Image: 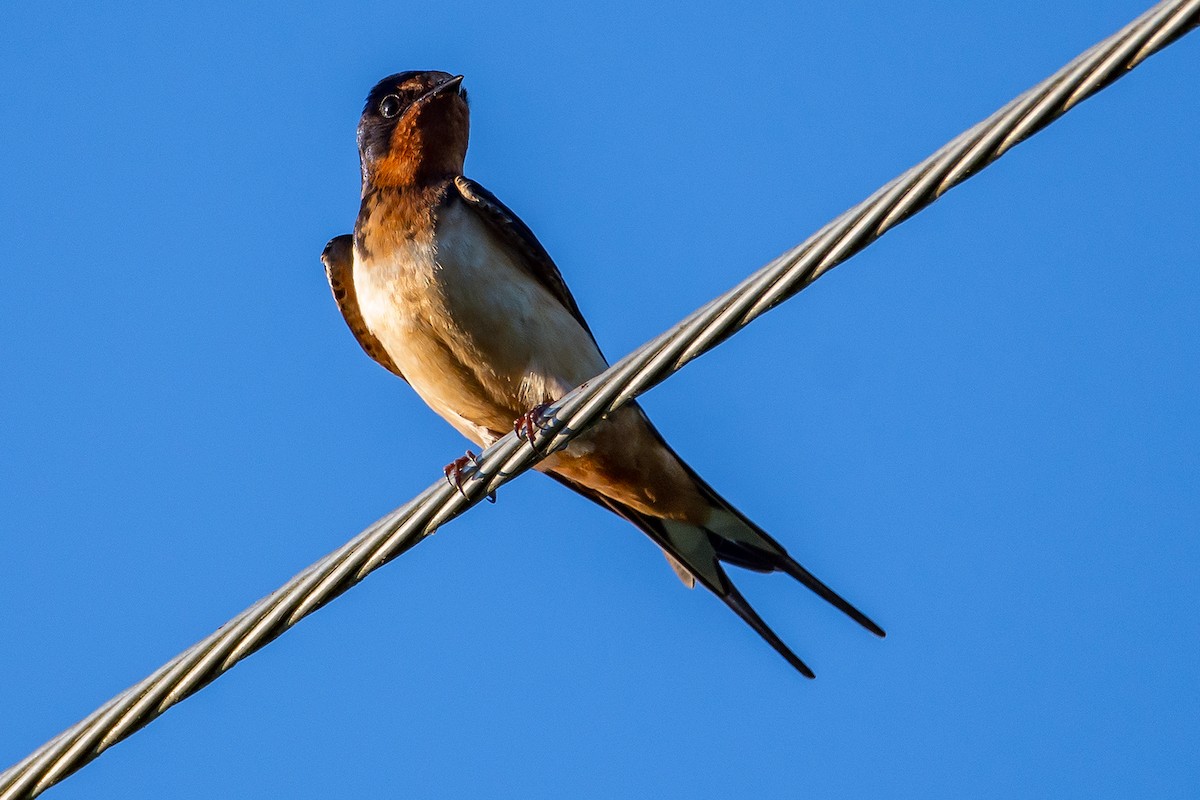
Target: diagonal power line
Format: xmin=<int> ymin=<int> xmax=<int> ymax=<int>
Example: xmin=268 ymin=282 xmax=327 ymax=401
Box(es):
xmin=3 ymin=1 xmax=1197 ymax=797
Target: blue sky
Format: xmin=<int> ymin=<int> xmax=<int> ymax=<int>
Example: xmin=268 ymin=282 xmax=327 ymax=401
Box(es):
xmin=2 ymin=2 xmax=1197 ymax=798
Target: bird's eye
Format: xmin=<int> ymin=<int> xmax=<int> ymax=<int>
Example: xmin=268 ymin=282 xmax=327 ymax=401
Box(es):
xmin=379 ymin=94 xmax=402 ymax=119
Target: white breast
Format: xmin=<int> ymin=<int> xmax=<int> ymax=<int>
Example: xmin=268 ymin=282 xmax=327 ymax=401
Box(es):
xmin=353 ymin=200 xmax=608 ymax=446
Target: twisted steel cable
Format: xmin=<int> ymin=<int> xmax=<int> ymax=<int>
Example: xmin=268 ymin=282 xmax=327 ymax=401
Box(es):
xmin=3 ymin=2 xmax=1197 ymax=797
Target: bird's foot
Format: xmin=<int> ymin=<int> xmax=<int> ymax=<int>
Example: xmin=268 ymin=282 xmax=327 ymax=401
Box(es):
xmin=514 ymin=402 xmax=553 ymax=449
xmin=443 ymin=450 xmax=496 ymax=503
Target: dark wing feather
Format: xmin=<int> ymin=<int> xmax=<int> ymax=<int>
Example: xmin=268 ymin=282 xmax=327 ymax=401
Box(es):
xmin=321 ymin=234 xmax=406 ymax=381
xmin=548 ymin=404 xmax=885 ymax=677
xmin=637 ymin=413 xmax=887 ymax=639
xmin=543 ymin=469 xmax=696 ymax=588
xmin=452 ymin=176 xmax=600 ymax=348
xmin=544 ymin=468 xmax=818 ymax=678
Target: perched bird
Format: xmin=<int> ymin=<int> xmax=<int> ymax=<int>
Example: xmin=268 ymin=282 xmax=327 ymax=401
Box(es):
xmin=323 ymin=70 xmax=884 ymax=677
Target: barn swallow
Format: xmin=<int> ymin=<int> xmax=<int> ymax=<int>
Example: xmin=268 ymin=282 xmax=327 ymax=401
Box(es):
xmin=322 ymin=70 xmax=884 ymax=677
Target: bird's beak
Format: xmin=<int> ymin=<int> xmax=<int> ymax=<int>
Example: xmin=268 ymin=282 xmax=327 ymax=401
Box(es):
xmin=414 ymin=74 xmax=465 ymax=108
xmin=399 ymin=75 xmax=466 ymax=127
xmin=438 ymin=74 xmax=465 ymax=96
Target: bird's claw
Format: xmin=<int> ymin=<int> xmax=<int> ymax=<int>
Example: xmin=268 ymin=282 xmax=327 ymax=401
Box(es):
xmin=443 ymin=450 xmax=496 ymax=503
xmin=514 ymin=402 xmax=553 ymax=449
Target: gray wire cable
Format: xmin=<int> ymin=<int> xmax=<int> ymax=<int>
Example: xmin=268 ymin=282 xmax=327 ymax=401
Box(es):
xmin=3 ymin=2 xmax=1197 ymax=797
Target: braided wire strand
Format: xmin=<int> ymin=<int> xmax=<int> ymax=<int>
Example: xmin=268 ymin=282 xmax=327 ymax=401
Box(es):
xmin=3 ymin=2 xmax=1197 ymax=797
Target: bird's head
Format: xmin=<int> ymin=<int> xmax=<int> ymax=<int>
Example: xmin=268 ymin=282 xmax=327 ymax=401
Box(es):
xmin=357 ymin=71 xmax=470 ymax=191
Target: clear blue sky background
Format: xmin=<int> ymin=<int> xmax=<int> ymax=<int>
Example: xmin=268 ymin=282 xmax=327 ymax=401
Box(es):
xmin=2 ymin=2 xmax=1197 ymax=798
